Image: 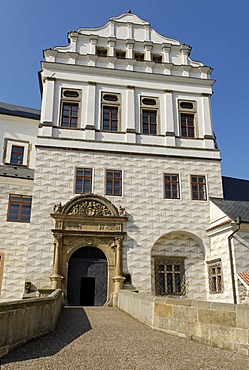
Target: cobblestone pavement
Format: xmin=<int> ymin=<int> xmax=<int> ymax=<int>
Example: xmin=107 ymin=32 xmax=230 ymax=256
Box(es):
xmin=1 ymin=307 xmax=249 ymax=370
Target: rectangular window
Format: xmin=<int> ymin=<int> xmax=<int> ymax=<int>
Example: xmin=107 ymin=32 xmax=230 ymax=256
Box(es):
xmin=164 ymin=174 xmax=180 ymax=199
xmin=7 ymin=194 xmax=32 ymax=222
xmin=135 ymin=53 xmax=144 ymax=61
xmin=191 ymin=175 xmax=207 ymax=200
xmin=106 ymin=170 xmax=122 ymax=196
xmin=0 ymin=252 xmax=4 ymax=294
xmin=10 ymin=145 xmax=24 ymax=165
xmin=60 ymin=89 xmax=81 ymax=128
xmin=155 ymin=257 xmax=185 ymax=296
xmin=116 ymin=50 xmax=126 ymax=59
xmin=207 ymin=259 xmax=223 ymax=294
xmin=61 ymin=102 xmax=79 ymax=128
xmin=152 ymin=54 xmax=162 ymax=63
xmin=178 ymin=100 xmax=197 ymax=138
xmin=75 ymin=168 xmax=92 ymax=194
xmin=102 ymin=93 xmax=121 ymax=132
xmin=97 ymin=48 xmax=107 ymax=57
xmin=141 ymin=97 xmax=159 ymax=135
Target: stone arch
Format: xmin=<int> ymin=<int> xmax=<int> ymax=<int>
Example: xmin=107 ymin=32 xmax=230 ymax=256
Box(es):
xmin=50 ymin=194 xmax=127 ymax=306
xmin=151 ymin=230 xmax=207 ymax=300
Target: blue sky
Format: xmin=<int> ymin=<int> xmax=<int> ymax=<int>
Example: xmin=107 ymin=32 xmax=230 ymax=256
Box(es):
xmin=1 ymin=0 xmax=248 ymax=180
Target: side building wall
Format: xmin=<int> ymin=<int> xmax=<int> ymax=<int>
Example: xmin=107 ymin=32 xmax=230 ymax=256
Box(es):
xmin=0 ymin=177 xmax=33 ymax=301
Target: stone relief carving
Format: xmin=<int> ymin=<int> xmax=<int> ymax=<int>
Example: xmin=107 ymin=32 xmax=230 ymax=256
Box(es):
xmin=99 ymin=224 xmax=122 ymax=231
xmin=53 ymin=203 xmax=63 ymax=213
xmin=68 ymin=201 xmax=112 ymax=216
xmin=118 ymin=205 xmax=126 ymax=216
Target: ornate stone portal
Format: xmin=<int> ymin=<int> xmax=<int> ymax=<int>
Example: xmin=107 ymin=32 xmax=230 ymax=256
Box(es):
xmin=50 ymin=194 xmax=127 ymax=306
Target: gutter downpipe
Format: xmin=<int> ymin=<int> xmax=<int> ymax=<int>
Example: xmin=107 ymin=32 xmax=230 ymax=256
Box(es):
xmin=228 ymin=216 xmax=241 ymax=304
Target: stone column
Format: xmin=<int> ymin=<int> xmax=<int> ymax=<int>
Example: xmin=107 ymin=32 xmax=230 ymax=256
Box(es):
xmin=50 ymin=234 xmax=64 ymax=289
xmin=113 ymin=237 xmax=125 ymax=304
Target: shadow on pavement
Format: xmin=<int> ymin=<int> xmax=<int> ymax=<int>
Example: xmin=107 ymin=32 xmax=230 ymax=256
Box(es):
xmin=1 ymin=307 xmax=92 ymax=365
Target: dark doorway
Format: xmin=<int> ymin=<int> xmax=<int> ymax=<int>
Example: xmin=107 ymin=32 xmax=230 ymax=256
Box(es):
xmin=67 ymin=247 xmax=107 ymax=306
xmin=80 ymin=277 xmax=95 ymax=305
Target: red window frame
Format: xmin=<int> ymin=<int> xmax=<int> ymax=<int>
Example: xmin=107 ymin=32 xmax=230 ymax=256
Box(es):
xmin=7 ymin=194 xmax=32 ymax=222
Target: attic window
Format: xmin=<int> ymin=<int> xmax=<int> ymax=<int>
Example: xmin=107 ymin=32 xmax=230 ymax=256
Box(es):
xmin=142 ymin=98 xmax=157 ymax=106
xmin=64 ymin=90 xmax=79 ymax=98
xmin=135 ymin=53 xmax=144 ymax=61
xmin=116 ymin=50 xmax=126 ymax=59
xmin=152 ymin=54 xmax=162 ymax=64
xmin=179 ymin=102 xmax=194 ymax=110
xmin=97 ymin=48 xmax=107 ymax=57
xmin=103 ymin=94 xmax=119 ymax=102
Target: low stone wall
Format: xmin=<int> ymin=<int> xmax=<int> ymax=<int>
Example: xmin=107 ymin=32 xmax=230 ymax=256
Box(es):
xmin=0 ymin=289 xmax=62 ymax=358
xmin=118 ymin=290 xmax=249 ymax=355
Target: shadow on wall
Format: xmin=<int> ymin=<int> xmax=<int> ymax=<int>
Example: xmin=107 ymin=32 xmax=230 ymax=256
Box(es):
xmin=1 ymin=307 xmax=92 ymax=365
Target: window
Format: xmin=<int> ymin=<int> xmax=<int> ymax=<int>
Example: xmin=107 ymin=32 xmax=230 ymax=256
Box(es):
xmin=141 ymin=97 xmax=159 ymax=135
xmin=75 ymin=168 xmax=92 ymax=194
xmin=7 ymin=194 xmax=32 ymax=222
xmin=135 ymin=52 xmax=144 ymax=61
xmin=4 ymin=140 xmax=30 ymax=166
xmin=164 ymin=174 xmax=180 ymax=199
xmin=60 ymin=89 xmax=81 ymax=128
xmin=178 ymin=100 xmax=197 ymax=138
xmin=10 ymin=145 xmax=24 ymax=165
xmin=207 ymin=259 xmax=223 ymax=294
xmin=106 ymin=170 xmax=122 ymax=196
xmin=97 ymin=48 xmax=107 ymax=57
xmin=191 ymin=175 xmax=207 ymax=200
xmin=102 ymin=93 xmax=121 ymax=132
xmin=116 ymin=50 xmax=126 ymax=59
xmin=0 ymin=252 xmax=4 ymax=294
xmin=152 ymin=54 xmax=162 ymax=63
xmin=154 ymin=257 xmax=185 ymax=296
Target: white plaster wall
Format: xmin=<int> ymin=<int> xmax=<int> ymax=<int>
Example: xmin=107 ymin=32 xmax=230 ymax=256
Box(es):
xmin=0 ymin=114 xmax=38 ymax=168
xmin=26 ymin=147 xmax=223 ymax=291
xmin=0 ymin=178 xmax=33 ymax=301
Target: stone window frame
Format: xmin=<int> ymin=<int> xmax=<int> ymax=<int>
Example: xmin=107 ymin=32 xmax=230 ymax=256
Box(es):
xmin=163 ymin=173 xmax=180 ymax=199
xmin=140 ymin=96 xmax=160 ymax=136
xmin=101 ymin=92 xmax=121 ymax=132
xmin=60 ymin=88 xmax=82 ymax=128
xmin=7 ymin=194 xmax=32 ymax=223
xmin=3 ymin=139 xmax=30 ymax=167
xmin=74 ymin=167 xmax=93 ymax=194
xmin=178 ymin=100 xmax=197 ymax=138
xmin=207 ymin=258 xmax=224 ymax=294
xmin=190 ymin=175 xmax=207 ymax=201
xmin=105 ymin=169 xmax=122 ymax=197
xmin=0 ymin=252 xmax=4 ymax=295
xmin=154 ymin=256 xmax=186 ymax=296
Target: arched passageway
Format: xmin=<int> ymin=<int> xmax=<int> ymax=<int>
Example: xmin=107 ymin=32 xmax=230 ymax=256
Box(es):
xmin=67 ymin=247 xmax=107 ymax=306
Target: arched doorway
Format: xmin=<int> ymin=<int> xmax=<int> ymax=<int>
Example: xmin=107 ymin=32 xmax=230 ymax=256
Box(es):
xmin=50 ymin=194 xmax=127 ymax=306
xmin=67 ymin=247 xmax=108 ymax=306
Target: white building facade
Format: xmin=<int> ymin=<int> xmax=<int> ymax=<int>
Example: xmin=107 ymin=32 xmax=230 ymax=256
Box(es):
xmin=0 ymin=12 xmax=248 ymax=305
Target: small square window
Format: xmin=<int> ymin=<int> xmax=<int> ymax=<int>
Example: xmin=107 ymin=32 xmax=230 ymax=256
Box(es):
xmin=106 ymin=170 xmax=122 ymax=196
xmin=7 ymin=194 xmax=32 ymax=223
xmin=97 ymin=48 xmax=107 ymax=57
xmin=152 ymin=54 xmax=162 ymax=63
xmin=116 ymin=50 xmax=126 ymax=59
xmin=135 ymin=53 xmax=144 ymax=61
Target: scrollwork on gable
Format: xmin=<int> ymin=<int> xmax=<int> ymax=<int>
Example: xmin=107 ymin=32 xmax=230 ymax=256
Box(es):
xmin=68 ymin=200 xmax=112 ymax=216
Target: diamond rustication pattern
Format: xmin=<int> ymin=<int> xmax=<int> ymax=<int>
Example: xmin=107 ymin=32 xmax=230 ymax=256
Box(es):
xmin=25 ymin=147 xmax=223 ymax=292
